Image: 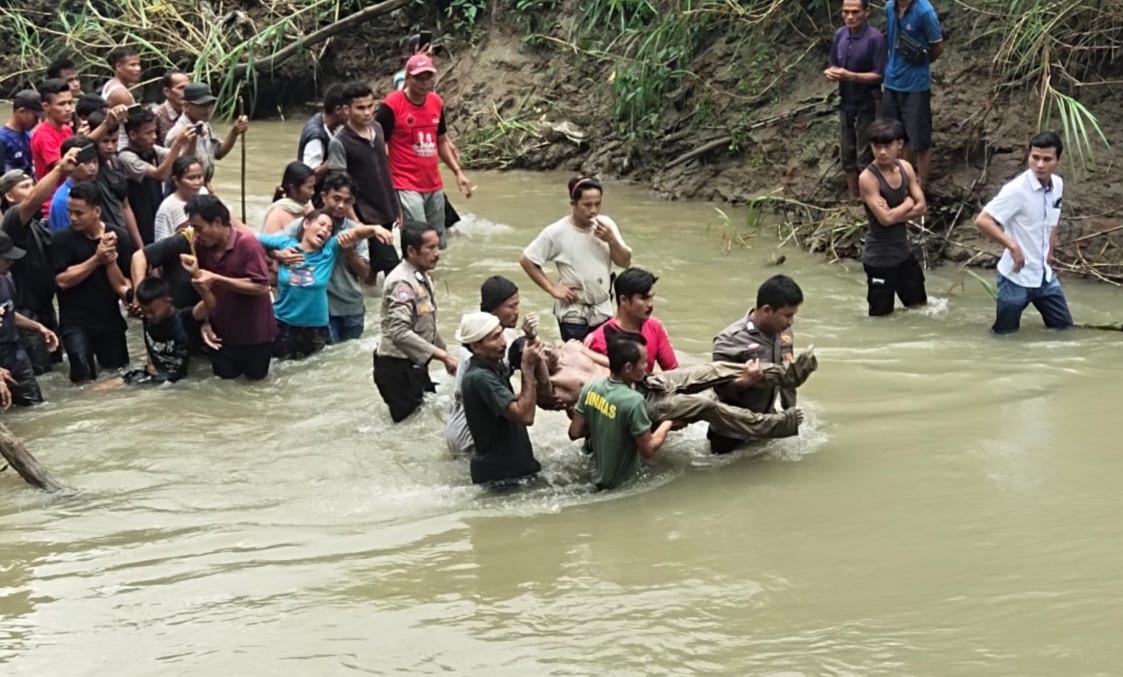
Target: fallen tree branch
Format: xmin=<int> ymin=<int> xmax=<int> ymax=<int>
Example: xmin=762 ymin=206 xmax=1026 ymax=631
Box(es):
xmin=0 ymin=423 xmax=66 ymax=492
xmin=229 ymin=0 xmax=411 ymax=78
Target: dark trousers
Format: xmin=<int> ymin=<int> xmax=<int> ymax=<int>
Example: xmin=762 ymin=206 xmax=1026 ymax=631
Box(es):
xmin=272 ymin=321 xmax=329 ymax=360
xmin=840 ymin=107 xmax=875 ymax=172
xmin=211 ymin=341 xmax=272 ymax=380
xmin=60 ymin=325 xmax=129 ymax=383
xmin=368 ymin=237 xmax=400 ymax=278
xmin=0 ymin=342 xmax=43 ymax=406
xmin=993 ymin=273 xmax=1073 ymax=335
xmin=558 ymin=320 xmax=606 ymax=343
xmin=18 ymin=306 xmax=61 ymax=375
xmin=373 ymin=353 xmax=435 ymax=423
xmin=864 ymin=254 xmax=928 ymax=317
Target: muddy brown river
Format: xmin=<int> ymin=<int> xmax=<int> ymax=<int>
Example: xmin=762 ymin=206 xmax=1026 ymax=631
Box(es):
xmin=3 ymin=121 xmax=1123 ymax=675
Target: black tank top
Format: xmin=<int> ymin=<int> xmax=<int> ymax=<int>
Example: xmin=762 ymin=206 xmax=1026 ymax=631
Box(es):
xmin=862 ymin=161 xmax=912 ymax=267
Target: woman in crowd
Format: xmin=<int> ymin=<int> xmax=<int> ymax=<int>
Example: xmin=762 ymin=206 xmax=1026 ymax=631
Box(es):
xmin=261 ymin=161 xmax=315 ymax=234
xmin=153 ymin=156 xmax=205 ymax=241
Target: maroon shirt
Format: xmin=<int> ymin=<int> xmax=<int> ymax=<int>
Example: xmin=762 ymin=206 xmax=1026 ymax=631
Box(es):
xmin=198 ymin=228 xmax=276 ymax=346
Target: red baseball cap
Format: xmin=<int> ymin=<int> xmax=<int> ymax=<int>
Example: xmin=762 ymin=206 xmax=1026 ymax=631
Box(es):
xmin=406 ymin=54 xmax=437 ymax=76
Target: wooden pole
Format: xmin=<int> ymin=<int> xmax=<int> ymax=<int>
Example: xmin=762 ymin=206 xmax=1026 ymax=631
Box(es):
xmin=238 ymin=95 xmax=247 ymax=224
xmin=0 ymin=423 xmax=66 ymax=492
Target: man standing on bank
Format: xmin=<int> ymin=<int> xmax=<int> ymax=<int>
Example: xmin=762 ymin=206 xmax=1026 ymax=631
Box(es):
xmin=825 ymin=0 xmax=886 ymax=199
xmin=859 ymin=118 xmax=928 ymax=316
xmin=974 ymin=132 xmax=1072 ymax=335
xmin=521 ymin=177 xmax=632 ymax=343
xmin=457 ymin=311 xmax=543 ymax=487
xmin=376 ymin=54 xmax=471 ymax=249
xmin=374 ymin=222 xmax=457 ymax=422
xmin=882 ymin=0 xmax=944 ymax=187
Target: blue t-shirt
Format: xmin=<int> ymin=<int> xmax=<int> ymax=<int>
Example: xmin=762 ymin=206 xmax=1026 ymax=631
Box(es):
xmin=884 ymin=0 xmax=942 ymax=93
xmin=47 ymin=179 xmax=74 ymax=232
xmin=0 ymin=126 xmax=33 ymax=174
xmin=257 ymin=233 xmax=341 ymax=327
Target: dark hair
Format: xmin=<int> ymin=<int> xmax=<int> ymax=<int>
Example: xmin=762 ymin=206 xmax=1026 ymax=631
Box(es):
xmin=160 ymin=70 xmax=186 ymax=90
xmin=480 ymin=276 xmax=519 ymax=312
xmin=61 ymin=134 xmax=94 ymax=157
xmin=184 ymin=193 xmax=231 ymax=226
xmin=866 ymin=117 xmax=907 ymax=145
xmin=323 ymin=83 xmax=346 ymax=116
xmin=614 ymin=267 xmax=657 ymax=305
xmin=400 ymin=221 xmax=436 ymax=257
xmin=606 ymin=329 xmax=647 ymax=374
xmin=274 ymin=161 xmax=316 ymax=202
xmin=136 ymin=276 xmax=171 ymax=304
xmin=321 ymin=172 xmax=355 ymax=195
xmin=1029 ymin=131 xmax=1063 ymax=159
xmin=86 ymin=110 xmax=109 ymax=134
xmin=756 ymin=274 xmax=804 ymax=310
xmin=172 ymin=155 xmax=201 ymax=181
xmin=68 ymin=180 xmax=102 ymax=208
xmin=340 ymin=81 xmax=374 ymax=106
xmin=46 ymin=57 xmax=77 ymax=80
xmin=567 ymin=176 xmax=603 ymax=201
xmin=39 ymin=79 xmax=71 ymax=103
xmin=107 ymin=45 xmax=139 ymax=69
xmin=302 ymin=208 xmax=332 ymax=227
xmin=75 ymin=93 xmax=107 ymax=119
xmin=125 ymin=107 xmax=155 ymax=133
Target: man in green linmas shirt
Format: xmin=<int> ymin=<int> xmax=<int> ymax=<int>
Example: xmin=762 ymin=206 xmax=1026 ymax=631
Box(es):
xmin=567 ymin=330 xmax=677 ymax=490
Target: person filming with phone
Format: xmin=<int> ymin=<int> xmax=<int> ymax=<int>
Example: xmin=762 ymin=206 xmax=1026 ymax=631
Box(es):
xmin=165 ymin=82 xmax=248 ymax=192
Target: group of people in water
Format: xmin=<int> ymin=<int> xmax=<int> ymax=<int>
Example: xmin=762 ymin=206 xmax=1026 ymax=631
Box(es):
xmin=0 ymin=18 xmax=1085 ymax=490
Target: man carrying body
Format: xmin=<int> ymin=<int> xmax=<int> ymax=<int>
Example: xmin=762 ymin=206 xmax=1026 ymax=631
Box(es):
xmin=709 ymin=274 xmax=812 ymax=454
xmin=457 ymin=311 xmax=544 ymax=487
xmin=882 ymin=0 xmax=944 ymax=187
xmin=859 ymin=118 xmax=928 ymax=316
xmin=100 ymin=45 xmax=143 ymax=150
xmin=165 ymin=82 xmax=248 ymax=189
xmin=447 ymin=276 xmax=537 ymax=457
xmin=0 ymin=149 xmax=79 ymax=373
xmin=974 ymin=132 xmax=1072 ymax=335
xmin=568 ymin=332 xmax=676 ymax=491
xmin=374 ymin=222 xmax=456 ymax=422
xmin=1 ymin=91 xmax=42 ymax=175
xmin=50 ymin=181 xmax=135 ymax=383
xmin=513 ymin=335 xmax=812 ymax=440
xmin=0 ymin=231 xmax=59 ymax=405
xmin=153 ymin=71 xmax=191 ymax=145
xmin=327 ymin=82 xmax=398 ymax=282
xmin=583 ymin=267 xmax=677 ymax=373
xmin=521 ymin=177 xmax=632 ymax=342
xmin=119 ymin=108 xmax=194 ymax=246
xmin=825 ymin=0 xmax=886 ymax=199
xmin=185 ymin=194 xmax=275 ymax=380
xmin=376 ymin=54 xmax=472 ymax=249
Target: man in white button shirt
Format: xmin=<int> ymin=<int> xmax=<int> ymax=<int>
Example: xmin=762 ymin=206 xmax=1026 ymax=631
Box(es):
xmin=975 ymin=132 xmax=1073 ymax=334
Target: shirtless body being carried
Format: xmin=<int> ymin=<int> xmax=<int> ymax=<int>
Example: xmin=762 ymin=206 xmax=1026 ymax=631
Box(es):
xmin=512 ymin=337 xmax=816 ymax=439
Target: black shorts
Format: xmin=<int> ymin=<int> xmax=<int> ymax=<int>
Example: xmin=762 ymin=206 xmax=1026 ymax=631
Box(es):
xmin=368 ymin=237 xmax=400 ymax=278
xmin=881 ymin=89 xmax=932 ymax=152
xmin=60 ymin=325 xmax=129 ymax=384
xmin=864 ymin=254 xmax=928 ymax=317
xmin=272 ymin=321 xmax=329 ymax=360
xmin=211 ymin=341 xmax=272 ymax=380
xmin=17 ymin=306 xmax=61 ymax=375
xmin=0 ymin=342 xmax=43 ymax=406
xmin=373 ymin=353 xmax=435 ymax=423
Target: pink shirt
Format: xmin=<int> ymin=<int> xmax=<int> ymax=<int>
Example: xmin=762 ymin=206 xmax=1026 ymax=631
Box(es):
xmin=584 ymin=317 xmax=679 ymax=373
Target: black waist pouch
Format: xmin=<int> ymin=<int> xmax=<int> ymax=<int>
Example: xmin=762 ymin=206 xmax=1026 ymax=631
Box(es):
xmin=896 ymin=30 xmax=930 ymax=65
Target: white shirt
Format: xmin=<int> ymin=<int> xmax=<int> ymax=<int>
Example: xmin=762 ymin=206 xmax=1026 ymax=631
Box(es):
xmin=523 ymin=215 xmax=629 ymax=325
xmin=983 ymin=169 xmax=1063 ymax=288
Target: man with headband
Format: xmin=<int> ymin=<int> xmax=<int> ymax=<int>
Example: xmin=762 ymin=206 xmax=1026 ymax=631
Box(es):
xmin=446 ymin=276 xmax=538 ymax=457
xmin=457 ymin=311 xmax=544 ymax=487
xmin=520 ymin=176 xmax=631 ymax=342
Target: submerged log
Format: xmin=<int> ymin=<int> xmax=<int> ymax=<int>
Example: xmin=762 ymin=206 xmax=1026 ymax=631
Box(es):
xmin=0 ymin=423 xmax=65 ymax=492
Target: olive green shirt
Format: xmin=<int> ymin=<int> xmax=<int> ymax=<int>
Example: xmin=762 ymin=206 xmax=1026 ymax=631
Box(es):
xmin=576 ymin=377 xmax=651 ymax=490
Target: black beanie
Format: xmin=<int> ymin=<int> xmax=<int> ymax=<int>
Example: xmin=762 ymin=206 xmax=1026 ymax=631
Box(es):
xmin=480 ymin=276 xmax=518 ymax=313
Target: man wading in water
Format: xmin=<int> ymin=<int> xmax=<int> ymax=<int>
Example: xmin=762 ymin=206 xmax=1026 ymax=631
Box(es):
xmin=858 ymin=117 xmax=928 ymax=316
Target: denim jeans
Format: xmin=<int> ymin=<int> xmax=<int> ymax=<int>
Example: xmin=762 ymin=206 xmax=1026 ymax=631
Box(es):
xmin=993 ymin=273 xmax=1073 ymax=335
xmin=328 ymin=314 xmax=365 ymax=344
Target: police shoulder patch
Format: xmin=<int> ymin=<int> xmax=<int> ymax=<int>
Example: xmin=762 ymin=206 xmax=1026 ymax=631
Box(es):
xmin=780 ymin=334 xmax=793 ymax=344
xmin=393 ymin=283 xmax=415 ymax=303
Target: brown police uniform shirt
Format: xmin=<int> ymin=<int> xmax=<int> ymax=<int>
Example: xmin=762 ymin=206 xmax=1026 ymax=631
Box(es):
xmin=711 ymin=311 xmax=797 ymax=415
xmin=376 ymin=259 xmax=445 ymax=364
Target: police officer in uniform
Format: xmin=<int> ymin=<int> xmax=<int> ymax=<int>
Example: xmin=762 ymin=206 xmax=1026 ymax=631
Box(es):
xmin=373 ymin=221 xmax=457 ymax=422
xmin=709 ymin=274 xmax=815 ymax=454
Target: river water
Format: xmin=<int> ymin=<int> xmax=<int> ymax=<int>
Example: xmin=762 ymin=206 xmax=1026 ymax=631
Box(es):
xmin=2 ymin=121 xmax=1122 ymax=675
